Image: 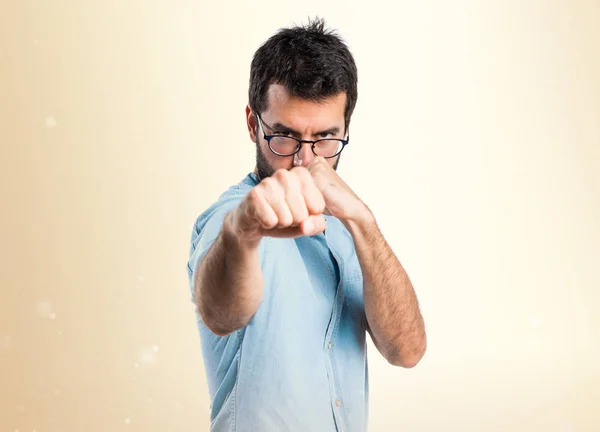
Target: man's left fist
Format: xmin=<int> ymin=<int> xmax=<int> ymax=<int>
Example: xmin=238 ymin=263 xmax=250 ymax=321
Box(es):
xmin=307 ymin=157 xmax=370 ymax=224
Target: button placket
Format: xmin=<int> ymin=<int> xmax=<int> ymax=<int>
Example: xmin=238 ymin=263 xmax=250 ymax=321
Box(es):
xmin=325 ymin=230 xmax=348 ymax=432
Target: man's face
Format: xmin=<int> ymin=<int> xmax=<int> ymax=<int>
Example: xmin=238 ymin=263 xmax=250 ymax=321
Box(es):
xmin=246 ymin=84 xmax=347 ymax=180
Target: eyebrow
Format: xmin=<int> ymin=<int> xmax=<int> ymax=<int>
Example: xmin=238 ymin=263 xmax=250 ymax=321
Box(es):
xmin=267 ymin=120 xmax=341 ymax=137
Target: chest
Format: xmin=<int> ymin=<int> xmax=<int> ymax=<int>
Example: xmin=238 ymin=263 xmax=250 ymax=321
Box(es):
xmin=256 ymin=222 xmax=366 ymax=333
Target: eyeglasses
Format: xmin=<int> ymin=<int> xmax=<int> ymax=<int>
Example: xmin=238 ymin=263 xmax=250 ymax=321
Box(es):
xmin=256 ymin=114 xmax=349 ymax=158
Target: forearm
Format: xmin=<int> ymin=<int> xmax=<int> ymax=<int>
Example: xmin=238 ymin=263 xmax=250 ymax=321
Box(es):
xmin=193 ymin=212 xmax=264 ymax=336
xmin=345 ymin=213 xmax=426 ymax=368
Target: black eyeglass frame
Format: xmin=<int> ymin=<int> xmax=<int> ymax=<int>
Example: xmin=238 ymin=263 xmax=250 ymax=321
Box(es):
xmin=255 ymin=113 xmax=350 ymax=159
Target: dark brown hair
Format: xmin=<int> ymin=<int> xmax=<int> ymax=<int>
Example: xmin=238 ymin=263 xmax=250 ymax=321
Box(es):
xmin=249 ymin=17 xmax=358 ymax=129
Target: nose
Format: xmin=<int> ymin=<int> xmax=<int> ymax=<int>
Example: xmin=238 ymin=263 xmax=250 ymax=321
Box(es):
xmin=294 ymin=143 xmax=315 ymax=167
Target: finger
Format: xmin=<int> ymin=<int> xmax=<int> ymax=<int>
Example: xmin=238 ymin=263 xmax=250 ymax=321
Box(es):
xmin=259 ymin=214 xmax=326 ymax=239
xmin=246 ymin=188 xmax=278 ymax=229
xmin=305 ymin=159 xmax=332 ymax=197
xmin=292 ymin=167 xmax=326 ymax=216
xmin=307 ymin=156 xmax=334 ymax=180
xmin=260 ymin=176 xmax=294 ymax=228
xmin=299 ymin=215 xmax=326 ymax=236
xmin=260 ymin=226 xmax=304 ymax=239
xmin=275 ymin=169 xmax=309 ymax=225
xmin=307 ymin=155 xmax=328 ymax=170
xmin=307 ymin=163 xmax=330 ymax=193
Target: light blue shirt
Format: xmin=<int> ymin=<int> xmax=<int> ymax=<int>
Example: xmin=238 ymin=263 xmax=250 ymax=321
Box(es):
xmin=187 ymin=173 xmax=369 ymax=432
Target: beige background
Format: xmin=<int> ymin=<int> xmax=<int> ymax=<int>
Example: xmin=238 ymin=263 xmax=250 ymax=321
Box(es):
xmin=1 ymin=1 xmax=599 ymax=431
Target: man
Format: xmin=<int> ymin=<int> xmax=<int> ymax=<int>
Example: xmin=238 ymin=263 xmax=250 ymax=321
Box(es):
xmin=187 ymin=18 xmax=426 ymax=432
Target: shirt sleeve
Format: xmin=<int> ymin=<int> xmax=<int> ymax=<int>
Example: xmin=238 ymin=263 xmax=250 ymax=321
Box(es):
xmin=186 ymin=197 xmax=248 ymax=416
xmin=186 ymin=198 xmax=242 ymax=302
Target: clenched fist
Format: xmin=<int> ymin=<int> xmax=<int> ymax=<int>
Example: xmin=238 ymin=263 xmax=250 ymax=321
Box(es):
xmin=307 ymin=156 xmax=369 ymax=224
xmin=228 ymin=167 xmax=327 ymax=247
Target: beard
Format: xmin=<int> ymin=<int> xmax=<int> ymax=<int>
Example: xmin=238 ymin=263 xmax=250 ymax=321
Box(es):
xmin=255 ymin=138 xmax=277 ymax=181
xmin=254 ymin=137 xmax=340 ymax=182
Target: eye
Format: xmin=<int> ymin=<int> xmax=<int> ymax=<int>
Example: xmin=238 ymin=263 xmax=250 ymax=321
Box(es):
xmin=319 ymin=132 xmax=335 ymax=139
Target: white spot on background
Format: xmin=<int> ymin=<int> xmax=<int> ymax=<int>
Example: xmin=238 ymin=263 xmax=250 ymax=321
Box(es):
xmin=138 ymin=276 xmax=146 ymax=282
xmin=152 ymin=345 xmax=159 ymax=352
xmin=36 ymin=301 xmax=54 ymax=318
xmin=124 ymin=417 xmax=131 ymax=425
xmin=139 ymin=347 xmax=158 ymax=364
xmin=1 ymin=334 xmax=12 ymax=350
xmin=49 ymin=312 xmax=57 ymax=320
xmin=134 ymin=363 xmax=139 ymax=368
xmin=45 ymin=116 xmax=57 ymax=128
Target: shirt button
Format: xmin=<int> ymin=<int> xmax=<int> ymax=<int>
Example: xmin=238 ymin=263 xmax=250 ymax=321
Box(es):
xmin=328 ymin=342 xmax=332 ymax=349
xmin=335 ymin=399 xmax=342 ymax=407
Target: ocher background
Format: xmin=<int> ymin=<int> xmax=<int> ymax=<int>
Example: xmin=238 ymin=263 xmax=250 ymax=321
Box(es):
xmin=1 ymin=1 xmax=599 ymax=431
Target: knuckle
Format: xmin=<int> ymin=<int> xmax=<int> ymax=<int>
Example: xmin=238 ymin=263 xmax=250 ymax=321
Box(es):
xmin=312 ymin=156 xmax=327 ymax=166
xmin=282 ymin=168 xmax=301 ymax=189
xmin=274 ymin=169 xmax=293 ymax=189
xmin=309 ymin=162 xmax=323 ymax=174
xmin=277 ymin=174 xmax=292 ymax=189
xmin=274 ymin=168 xmax=289 ymax=181
xmin=288 ymin=167 xmax=303 ymax=182
xmin=291 ymin=166 xmax=308 ymax=175
xmin=293 ymin=166 xmax=311 ymax=182
xmin=260 ymin=177 xmax=277 ymax=194
xmin=247 ymin=187 xmax=261 ymax=204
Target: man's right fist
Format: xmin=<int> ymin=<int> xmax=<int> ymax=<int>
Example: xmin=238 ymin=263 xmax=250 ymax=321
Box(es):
xmin=227 ymin=167 xmax=327 ymax=246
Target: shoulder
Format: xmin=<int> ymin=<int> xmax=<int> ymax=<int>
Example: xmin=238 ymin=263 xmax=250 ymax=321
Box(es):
xmin=191 ymin=196 xmax=239 ymax=242
xmin=186 ymin=174 xmax=257 ymax=276
xmin=190 ymin=174 xmax=257 ymax=245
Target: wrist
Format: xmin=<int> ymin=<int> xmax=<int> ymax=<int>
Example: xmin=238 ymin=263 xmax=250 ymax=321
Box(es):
xmin=222 ymin=208 xmax=262 ymax=251
xmin=342 ymin=203 xmax=376 ymax=235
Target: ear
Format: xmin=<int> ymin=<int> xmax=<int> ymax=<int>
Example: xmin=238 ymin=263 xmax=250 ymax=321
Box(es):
xmin=246 ymin=105 xmax=258 ymax=142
